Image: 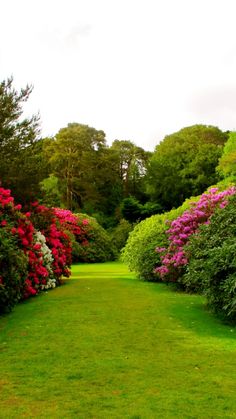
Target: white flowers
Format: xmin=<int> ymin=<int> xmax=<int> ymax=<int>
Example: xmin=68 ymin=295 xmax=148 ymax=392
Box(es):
xmin=34 ymin=231 xmax=57 ymax=290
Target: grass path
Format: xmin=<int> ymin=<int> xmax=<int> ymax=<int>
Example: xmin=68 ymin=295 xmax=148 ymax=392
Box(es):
xmin=0 ymin=262 xmax=236 ymax=418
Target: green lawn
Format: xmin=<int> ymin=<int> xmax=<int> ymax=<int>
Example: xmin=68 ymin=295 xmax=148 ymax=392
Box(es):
xmin=0 ymin=262 xmax=236 ymax=418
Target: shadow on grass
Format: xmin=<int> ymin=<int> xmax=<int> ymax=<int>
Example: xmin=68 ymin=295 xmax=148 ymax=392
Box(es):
xmin=169 ymin=295 xmax=236 ymax=341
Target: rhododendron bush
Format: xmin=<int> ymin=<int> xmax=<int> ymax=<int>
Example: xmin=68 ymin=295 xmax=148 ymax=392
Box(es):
xmin=73 ymin=213 xmax=117 ymax=263
xmin=183 ymin=193 xmax=236 ymax=321
xmin=29 ymin=203 xmax=72 ymax=281
xmin=155 ymin=187 xmax=236 ymax=283
xmin=0 ymin=188 xmax=74 ymax=313
xmin=121 ymin=196 xmax=199 ymax=280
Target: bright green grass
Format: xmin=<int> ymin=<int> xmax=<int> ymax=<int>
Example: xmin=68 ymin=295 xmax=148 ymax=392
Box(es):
xmin=0 ymin=262 xmax=236 ymax=418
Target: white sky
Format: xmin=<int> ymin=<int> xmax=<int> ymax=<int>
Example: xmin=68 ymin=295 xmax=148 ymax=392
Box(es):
xmin=1 ymin=0 xmax=236 ymax=150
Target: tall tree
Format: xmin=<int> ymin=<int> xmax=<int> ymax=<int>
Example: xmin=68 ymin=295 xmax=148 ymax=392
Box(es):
xmin=146 ymin=125 xmax=228 ymax=210
xmin=0 ymin=77 xmax=41 ymax=202
xmin=110 ymin=140 xmax=151 ymax=200
xmin=44 ymin=123 xmax=107 ymax=210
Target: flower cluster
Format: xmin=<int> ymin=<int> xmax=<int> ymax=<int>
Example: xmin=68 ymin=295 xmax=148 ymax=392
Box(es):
xmin=155 ymin=187 xmax=236 ymax=281
xmin=0 ymin=187 xmax=80 ymax=311
xmin=29 ymin=203 xmax=73 ymax=281
xmin=33 ymin=231 xmax=56 ymax=290
xmin=54 ymin=208 xmax=85 ymax=237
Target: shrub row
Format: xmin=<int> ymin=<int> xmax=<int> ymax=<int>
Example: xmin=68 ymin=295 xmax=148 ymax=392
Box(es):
xmin=122 ymin=186 xmax=236 ymax=322
xmin=0 ymin=188 xmax=116 ymax=313
xmin=121 ymin=195 xmax=199 ymax=280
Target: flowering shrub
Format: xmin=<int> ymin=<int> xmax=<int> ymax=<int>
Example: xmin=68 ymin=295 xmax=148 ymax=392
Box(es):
xmin=29 ymin=203 xmax=73 ymax=281
xmin=0 ymin=188 xmax=76 ymax=312
xmin=73 ymin=213 xmax=117 ymax=262
xmin=49 ymin=209 xmax=116 ymax=262
xmin=122 ymin=196 xmax=199 ymax=280
xmin=155 ymin=187 xmax=236 ymax=282
xmin=0 ymin=227 xmax=28 ymax=312
xmin=110 ymin=219 xmax=133 ymax=253
xmin=0 ymin=188 xmax=43 ymax=300
xmin=184 ymin=194 xmax=236 ymax=322
xmin=34 ymin=231 xmax=56 ymax=290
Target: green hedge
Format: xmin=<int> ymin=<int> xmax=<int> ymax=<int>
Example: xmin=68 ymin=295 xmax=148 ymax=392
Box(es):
xmin=121 ymin=196 xmax=199 ymax=280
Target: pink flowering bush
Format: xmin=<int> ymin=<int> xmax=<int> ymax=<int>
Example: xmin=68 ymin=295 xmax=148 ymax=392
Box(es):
xmin=50 ymin=208 xmax=116 ymax=262
xmin=155 ymin=187 xmax=236 ymax=283
xmin=0 ymin=188 xmax=77 ymax=312
xmin=73 ymin=213 xmax=117 ymax=262
xmin=29 ymin=203 xmax=73 ymax=282
xmin=55 ymin=209 xmax=116 ymax=262
xmin=0 ymin=188 xmax=40 ymax=309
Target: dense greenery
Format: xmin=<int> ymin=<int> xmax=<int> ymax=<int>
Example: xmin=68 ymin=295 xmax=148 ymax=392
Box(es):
xmin=0 ymin=227 xmax=28 ymax=312
xmin=146 ymin=125 xmax=228 ymax=210
xmin=155 ymin=187 xmax=235 ymax=284
xmin=0 ymin=77 xmax=229 ymax=227
xmin=1 ymin=76 xmax=236 ymax=324
xmin=184 ymin=194 xmax=236 ymax=321
xmin=0 ymin=77 xmax=45 ymax=203
xmin=72 ymin=213 xmax=117 ymax=262
xmin=121 ymin=196 xmax=199 ymax=280
xmin=217 ymin=131 xmax=236 ymax=179
xmin=109 ymin=218 xmax=133 ymax=253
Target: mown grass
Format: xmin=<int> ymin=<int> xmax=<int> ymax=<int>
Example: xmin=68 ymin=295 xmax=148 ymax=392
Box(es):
xmin=0 ymin=261 xmax=236 ymax=418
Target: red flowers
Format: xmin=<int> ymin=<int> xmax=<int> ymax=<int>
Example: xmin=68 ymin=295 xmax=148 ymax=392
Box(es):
xmin=0 ymin=187 xmax=77 ymax=305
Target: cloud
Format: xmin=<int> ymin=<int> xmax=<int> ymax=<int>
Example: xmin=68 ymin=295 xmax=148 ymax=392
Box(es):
xmin=63 ymin=24 xmax=92 ymax=48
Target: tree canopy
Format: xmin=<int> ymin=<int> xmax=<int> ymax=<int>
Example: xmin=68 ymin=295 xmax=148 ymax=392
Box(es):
xmin=146 ymin=125 xmax=228 ymax=210
xmin=217 ymin=131 xmax=236 ymax=179
xmin=0 ymin=77 xmax=43 ymax=202
xmin=0 ymin=77 xmax=231 ymax=226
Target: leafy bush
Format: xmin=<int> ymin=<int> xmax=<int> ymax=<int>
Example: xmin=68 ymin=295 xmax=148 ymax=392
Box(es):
xmin=73 ymin=214 xmax=117 ymax=262
xmin=109 ymin=219 xmax=133 ymax=253
xmin=121 ymin=197 xmax=162 ymax=223
xmin=121 ymin=197 xmax=142 ymax=222
xmin=0 ymin=228 xmax=28 ymax=312
xmin=121 ymin=197 xmax=198 ymax=280
xmin=183 ymin=194 xmax=236 ymax=322
xmin=30 ymin=203 xmax=73 ymax=281
xmin=155 ymin=187 xmax=235 ymax=283
xmin=0 ymin=188 xmax=50 ymax=300
xmin=0 ymin=189 xmax=76 ymax=312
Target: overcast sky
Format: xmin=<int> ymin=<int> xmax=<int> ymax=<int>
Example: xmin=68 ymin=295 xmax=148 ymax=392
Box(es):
xmin=1 ymin=0 xmax=236 ymax=150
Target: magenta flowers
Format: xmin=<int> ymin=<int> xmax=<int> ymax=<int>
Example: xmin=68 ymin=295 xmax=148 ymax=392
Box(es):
xmin=155 ymin=187 xmax=236 ymax=281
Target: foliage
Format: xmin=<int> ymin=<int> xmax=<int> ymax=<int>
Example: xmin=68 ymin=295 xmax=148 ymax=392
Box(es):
xmin=54 ymin=208 xmax=117 ymax=262
xmin=40 ymin=174 xmax=62 ymax=207
xmin=43 ymin=123 xmax=107 ymax=210
xmin=184 ymin=194 xmax=236 ymax=321
xmin=72 ymin=213 xmax=117 ymax=262
xmin=109 ymin=218 xmax=133 ymax=253
xmin=156 ymin=187 xmax=235 ymax=283
xmin=110 ymin=139 xmax=151 ymax=200
xmin=0 ymin=227 xmax=28 ymax=312
xmin=29 ymin=203 xmax=73 ymax=281
xmin=0 ymin=77 xmax=43 ymax=202
xmin=121 ymin=196 xmax=162 ymax=223
xmin=217 ymin=131 xmax=236 ymax=179
xmin=146 ymin=125 xmax=227 ymax=210
xmin=0 ymin=187 xmax=52 ymax=300
xmin=121 ymin=196 xmax=142 ymax=222
xmin=0 ymin=187 xmax=76 ymax=312
xmin=121 ymin=196 xmax=198 ymax=280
